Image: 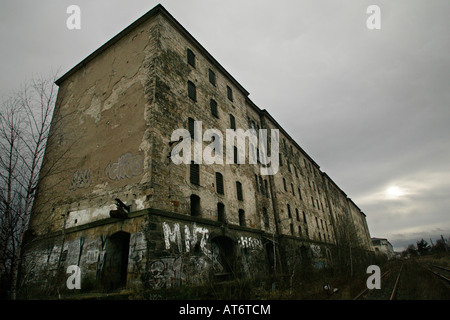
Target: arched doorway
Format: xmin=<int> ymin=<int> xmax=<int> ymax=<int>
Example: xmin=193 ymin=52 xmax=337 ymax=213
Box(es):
xmin=102 ymin=231 xmax=130 ymax=291
xmin=211 ymin=236 xmax=235 ymax=281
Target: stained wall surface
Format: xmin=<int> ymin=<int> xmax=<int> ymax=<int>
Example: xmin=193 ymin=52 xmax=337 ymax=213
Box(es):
xmin=21 ymin=5 xmax=373 ymax=296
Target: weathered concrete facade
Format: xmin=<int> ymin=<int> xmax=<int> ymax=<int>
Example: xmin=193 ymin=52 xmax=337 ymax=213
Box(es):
xmin=20 ymin=5 xmax=374 ymax=297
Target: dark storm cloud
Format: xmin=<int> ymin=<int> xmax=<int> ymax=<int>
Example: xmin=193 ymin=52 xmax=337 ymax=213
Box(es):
xmin=1 ymin=0 xmax=449 ymax=251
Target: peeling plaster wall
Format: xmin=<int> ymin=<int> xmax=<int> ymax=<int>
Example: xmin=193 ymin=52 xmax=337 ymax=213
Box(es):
xmin=29 ymin=16 xmax=160 ymax=235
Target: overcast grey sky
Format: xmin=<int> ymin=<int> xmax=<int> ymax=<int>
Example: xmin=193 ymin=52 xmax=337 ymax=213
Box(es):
xmin=1 ymin=0 xmax=449 ymax=251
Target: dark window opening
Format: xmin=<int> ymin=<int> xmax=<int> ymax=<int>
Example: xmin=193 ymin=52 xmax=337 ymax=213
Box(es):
xmin=264 ymin=180 xmax=269 ymax=197
xmin=217 ymin=202 xmax=226 ymax=222
xmin=188 ymin=117 xmax=195 ymax=138
xmin=209 ymin=69 xmax=216 ymax=85
xmin=239 ymin=209 xmax=246 ymax=227
xmin=187 ymin=48 xmax=195 ymax=67
xmin=263 ymin=207 xmax=270 ymax=229
xmin=188 ymin=81 xmax=196 ymax=101
xmin=259 ymin=176 xmax=264 ymax=194
xmin=236 ymin=181 xmax=243 ymax=201
xmin=227 ymin=85 xmax=233 ymax=101
xmin=216 ymin=172 xmax=224 ymax=195
xmin=190 ymin=194 xmax=201 ymax=216
xmin=210 ymin=99 xmax=218 ymax=118
xmin=229 ymin=114 xmax=236 ymax=130
xmin=190 ymin=161 xmax=200 ymax=185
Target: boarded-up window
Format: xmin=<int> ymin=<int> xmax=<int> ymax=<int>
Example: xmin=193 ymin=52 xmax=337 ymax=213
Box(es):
xmin=236 ymin=181 xmax=243 ymax=201
xmin=187 ymin=48 xmax=195 ymax=67
xmin=188 ymin=81 xmax=196 ymax=101
xmin=210 ymin=99 xmax=218 ymax=118
xmin=190 ymin=161 xmax=199 ymax=185
xmin=216 ymin=172 xmax=224 ymax=194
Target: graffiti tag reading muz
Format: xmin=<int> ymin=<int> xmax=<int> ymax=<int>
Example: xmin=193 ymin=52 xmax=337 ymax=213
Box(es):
xmin=105 ymin=153 xmax=144 ymax=180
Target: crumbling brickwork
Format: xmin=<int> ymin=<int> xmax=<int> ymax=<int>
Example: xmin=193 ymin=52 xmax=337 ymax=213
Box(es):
xmin=20 ymin=5 xmax=374 ymax=297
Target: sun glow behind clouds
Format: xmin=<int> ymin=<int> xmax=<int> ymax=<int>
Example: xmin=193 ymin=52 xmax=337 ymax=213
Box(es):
xmin=386 ymin=186 xmax=405 ymax=199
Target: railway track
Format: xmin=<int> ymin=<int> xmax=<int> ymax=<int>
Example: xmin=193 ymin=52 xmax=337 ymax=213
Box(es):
xmin=427 ymin=264 xmax=450 ymax=286
xmin=353 ymin=261 xmax=403 ymax=300
xmin=353 ymin=259 xmax=450 ymax=300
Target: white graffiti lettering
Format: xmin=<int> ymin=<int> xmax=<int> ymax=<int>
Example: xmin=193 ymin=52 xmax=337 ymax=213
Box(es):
xmin=238 ymin=236 xmax=263 ymax=250
xmin=162 ymin=222 xmax=211 ymax=256
xmin=105 ymin=153 xmax=144 ymax=180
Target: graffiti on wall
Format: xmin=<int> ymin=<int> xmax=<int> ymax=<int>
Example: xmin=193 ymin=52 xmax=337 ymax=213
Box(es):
xmin=149 ymin=256 xmax=184 ymax=289
xmin=237 ymin=236 xmax=263 ymax=250
xmin=86 ymin=249 xmax=99 ymax=264
xmin=310 ymin=244 xmax=328 ymax=269
xmin=69 ymin=169 xmax=92 ymax=190
xmin=105 ymin=153 xmax=144 ymax=180
xmin=310 ymin=244 xmax=322 ymax=257
xmin=162 ymin=222 xmax=211 ymax=256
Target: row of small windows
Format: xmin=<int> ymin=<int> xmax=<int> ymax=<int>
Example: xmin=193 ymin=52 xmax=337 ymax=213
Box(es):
xmin=282 ymin=176 xmax=325 ymax=213
xmin=255 ymin=175 xmax=269 ymax=198
xmin=286 ymin=203 xmax=330 ymax=241
xmin=190 ymin=194 xmax=247 ymax=227
xmin=187 ymin=48 xmax=234 ymax=102
xmin=192 ymin=49 xmax=324 ymax=208
xmin=190 ymin=163 xmax=243 ymax=201
xmin=279 ymin=136 xmax=326 ymax=207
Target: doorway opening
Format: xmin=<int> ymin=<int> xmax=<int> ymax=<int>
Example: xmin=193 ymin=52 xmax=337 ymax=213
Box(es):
xmin=211 ymin=236 xmax=235 ymax=282
xmin=102 ymin=231 xmax=130 ymax=291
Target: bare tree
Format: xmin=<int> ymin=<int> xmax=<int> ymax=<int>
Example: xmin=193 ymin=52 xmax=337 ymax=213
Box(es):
xmin=0 ymin=72 xmax=61 ymax=299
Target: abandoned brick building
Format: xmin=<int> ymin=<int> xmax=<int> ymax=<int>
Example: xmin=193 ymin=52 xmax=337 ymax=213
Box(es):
xmin=20 ymin=4 xmax=374 ymax=296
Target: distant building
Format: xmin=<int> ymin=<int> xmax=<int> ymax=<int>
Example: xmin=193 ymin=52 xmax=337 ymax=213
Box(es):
xmin=372 ymin=238 xmax=395 ymax=259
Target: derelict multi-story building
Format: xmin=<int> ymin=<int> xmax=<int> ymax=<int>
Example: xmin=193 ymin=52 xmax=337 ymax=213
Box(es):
xmin=20 ymin=4 xmax=373 ymax=295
